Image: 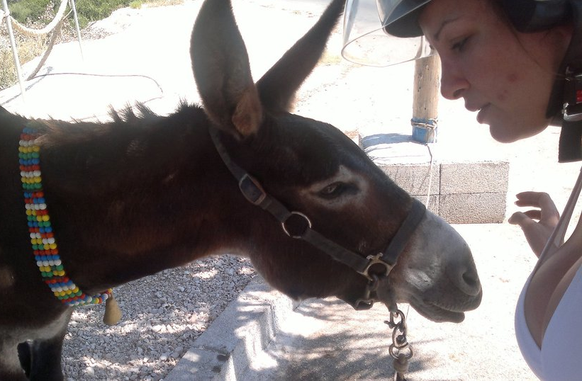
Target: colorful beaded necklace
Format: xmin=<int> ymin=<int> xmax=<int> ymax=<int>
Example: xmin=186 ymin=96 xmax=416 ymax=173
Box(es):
xmin=19 ymin=125 xmax=112 ymax=307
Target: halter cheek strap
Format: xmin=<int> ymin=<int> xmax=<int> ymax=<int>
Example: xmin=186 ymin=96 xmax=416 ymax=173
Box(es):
xmin=209 ymin=127 xmax=426 ymax=310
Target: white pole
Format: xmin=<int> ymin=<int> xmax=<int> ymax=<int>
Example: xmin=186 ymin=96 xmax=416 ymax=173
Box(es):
xmin=2 ymin=0 xmax=26 ymax=103
xmin=69 ymin=0 xmax=84 ymax=60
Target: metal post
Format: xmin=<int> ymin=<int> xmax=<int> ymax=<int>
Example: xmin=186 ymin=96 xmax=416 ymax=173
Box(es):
xmin=69 ymin=0 xmax=84 ymax=60
xmin=2 ymin=0 xmax=26 ymax=102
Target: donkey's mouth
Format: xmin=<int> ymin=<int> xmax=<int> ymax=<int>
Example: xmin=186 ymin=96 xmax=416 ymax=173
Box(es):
xmin=408 ymin=298 xmax=468 ymax=323
xmin=376 ymin=293 xmax=466 ymax=323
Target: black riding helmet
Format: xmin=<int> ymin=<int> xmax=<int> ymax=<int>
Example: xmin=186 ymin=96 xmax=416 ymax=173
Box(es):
xmin=342 ymin=0 xmax=582 ymax=161
xmin=380 ymin=0 xmax=573 ymax=36
xmin=381 ymin=0 xmax=428 ymax=37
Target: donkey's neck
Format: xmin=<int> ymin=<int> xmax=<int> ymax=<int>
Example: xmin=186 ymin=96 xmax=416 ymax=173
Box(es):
xmin=30 ymin=106 xmax=259 ymax=293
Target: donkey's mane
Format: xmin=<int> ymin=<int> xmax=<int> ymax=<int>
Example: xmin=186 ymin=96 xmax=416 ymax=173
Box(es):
xmin=32 ymin=102 xmax=209 ymax=195
xmin=36 ymin=102 xmax=200 ymax=147
xmin=109 ymin=103 xmax=160 ymax=125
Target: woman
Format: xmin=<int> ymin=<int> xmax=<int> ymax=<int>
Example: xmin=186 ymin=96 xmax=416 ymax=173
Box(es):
xmin=343 ymin=0 xmax=581 ymax=379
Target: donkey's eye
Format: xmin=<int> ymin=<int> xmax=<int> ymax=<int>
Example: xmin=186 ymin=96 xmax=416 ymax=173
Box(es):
xmin=318 ymin=182 xmax=353 ymax=199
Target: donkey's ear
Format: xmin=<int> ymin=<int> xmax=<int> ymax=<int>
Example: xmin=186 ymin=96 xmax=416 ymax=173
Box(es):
xmin=256 ymin=0 xmax=344 ymax=112
xmin=191 ymin=0 xmax=263 ymax=138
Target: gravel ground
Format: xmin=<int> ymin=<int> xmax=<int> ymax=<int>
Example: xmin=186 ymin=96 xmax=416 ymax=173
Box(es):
xmin=63 ymin=255 xmax=256 ymax=381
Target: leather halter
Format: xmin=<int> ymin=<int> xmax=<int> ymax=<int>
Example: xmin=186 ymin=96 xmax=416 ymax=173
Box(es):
xmin=209 ymin=128 xmax=426 ymax=310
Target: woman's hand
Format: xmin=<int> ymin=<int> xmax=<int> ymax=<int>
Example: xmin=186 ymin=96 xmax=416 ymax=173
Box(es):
xmin=508 ymin=191 xmax=560 ymax=257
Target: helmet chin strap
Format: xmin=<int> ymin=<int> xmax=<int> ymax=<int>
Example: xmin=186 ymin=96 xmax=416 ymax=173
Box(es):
xmin=547 ymin=1 xmax=582 ymax=162
xmin=559 ymin=118 xmax=582 ymax=162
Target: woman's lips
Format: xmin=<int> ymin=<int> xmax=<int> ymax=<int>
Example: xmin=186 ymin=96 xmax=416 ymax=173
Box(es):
xmin=477 ymin=104 xmax=490 ymax=124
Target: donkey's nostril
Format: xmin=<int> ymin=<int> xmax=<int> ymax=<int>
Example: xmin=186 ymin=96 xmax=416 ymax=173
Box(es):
xmin=464 ymin=271 xmax=478 ymax=285
xmin=460 ymin=269 xmax=481 ymax=296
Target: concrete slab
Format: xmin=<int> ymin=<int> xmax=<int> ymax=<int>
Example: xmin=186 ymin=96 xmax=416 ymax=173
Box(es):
xmin=164 ymin=277 xmax=294 ymax=381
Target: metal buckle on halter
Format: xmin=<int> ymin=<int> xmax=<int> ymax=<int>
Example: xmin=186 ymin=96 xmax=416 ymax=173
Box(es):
xmin=359 ymin=253 xmax=394 ymax=281
xmin=238 ymin=174 xmax=267 ymax=206
xmin=353 ymin=254 xmax=395 ymax=310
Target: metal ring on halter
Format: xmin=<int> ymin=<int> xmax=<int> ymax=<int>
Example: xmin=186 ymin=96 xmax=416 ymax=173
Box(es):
xmin=281 ymin=211 xmax=312 ymax=239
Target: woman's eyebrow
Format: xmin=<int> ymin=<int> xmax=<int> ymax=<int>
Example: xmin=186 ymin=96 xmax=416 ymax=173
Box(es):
xmin=433 ymin=16 xmax=460 ymax=41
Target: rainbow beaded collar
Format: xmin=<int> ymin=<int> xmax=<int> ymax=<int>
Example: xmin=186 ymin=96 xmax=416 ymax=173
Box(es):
xmin=19 ymin=125 xmax=112 ymax=307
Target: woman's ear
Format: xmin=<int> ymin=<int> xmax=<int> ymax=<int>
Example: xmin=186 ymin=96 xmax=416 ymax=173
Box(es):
xmin=552 ymin=22 xmax=574 ymax=47
xmin=546 ymin=23 xmax=574 ymax=67
xmin=519 ymin=23 xmax=573 ymax=70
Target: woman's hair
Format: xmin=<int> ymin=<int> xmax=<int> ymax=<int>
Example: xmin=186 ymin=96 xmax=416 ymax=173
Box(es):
xmin=487 ymin=0 xmax=573 ymax=32
xmin=489 ymin=0 xmax=516 ymax=29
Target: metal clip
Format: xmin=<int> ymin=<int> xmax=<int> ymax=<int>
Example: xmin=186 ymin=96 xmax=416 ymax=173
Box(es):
xmin=386 ymin=308 xmax=413 ymax=381
xmin=359 ymin=253 xmax=394 ymax=281
xmin=353 ymin=274 xmax=380 ymax=310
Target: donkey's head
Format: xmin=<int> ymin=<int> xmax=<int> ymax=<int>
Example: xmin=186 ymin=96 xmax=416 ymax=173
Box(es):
xmin=191 ymin=0 xmax=482 ymax=322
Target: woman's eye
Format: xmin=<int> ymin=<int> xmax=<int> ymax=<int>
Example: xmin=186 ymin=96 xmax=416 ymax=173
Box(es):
xmin=452 ymin=36 xmax=469 ymax=52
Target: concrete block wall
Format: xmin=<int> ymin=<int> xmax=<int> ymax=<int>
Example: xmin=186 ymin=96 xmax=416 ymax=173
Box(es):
xmin=379 ymin=160 xmax=509 ymax=224
xmin=357 ymin=134 xmax=510 ymax=224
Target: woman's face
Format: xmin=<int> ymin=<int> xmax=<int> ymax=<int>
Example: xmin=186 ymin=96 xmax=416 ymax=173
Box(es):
xmin=418 ymin=0 xmax=570 ymax=142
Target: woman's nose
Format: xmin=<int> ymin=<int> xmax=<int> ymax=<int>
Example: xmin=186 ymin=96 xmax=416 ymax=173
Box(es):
xmin=440 ymin=60 xmax=469 ymax=100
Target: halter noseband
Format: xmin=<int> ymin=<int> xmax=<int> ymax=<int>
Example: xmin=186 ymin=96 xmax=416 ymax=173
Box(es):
xmin=209 ymin=128 xmax=426 ymax=310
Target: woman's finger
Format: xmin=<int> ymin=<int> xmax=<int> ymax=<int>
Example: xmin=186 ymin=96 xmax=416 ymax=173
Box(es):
xmin=515 ymin=191 xmax=557 ymax=209
xmin=514 ymin=191 xmax=559 ymax=225
xmin=508 ymin=211 xmax=534 ymax=227
xmin=508 ymin=211 xmax=554 ymax=257
xmin=523 ymin=210 xmax=541 ymax=221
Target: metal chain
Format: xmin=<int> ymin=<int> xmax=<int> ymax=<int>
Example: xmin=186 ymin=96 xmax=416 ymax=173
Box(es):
xmin=386 ymin=308 xmax=413 ymax=381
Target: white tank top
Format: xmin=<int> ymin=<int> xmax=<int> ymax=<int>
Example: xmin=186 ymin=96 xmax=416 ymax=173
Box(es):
xmin=515 ymin=264 xmax=582 ymax=380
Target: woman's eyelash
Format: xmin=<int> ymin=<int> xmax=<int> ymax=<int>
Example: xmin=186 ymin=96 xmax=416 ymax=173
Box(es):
xmin=452 ymin=37 xmax=469 ymax=52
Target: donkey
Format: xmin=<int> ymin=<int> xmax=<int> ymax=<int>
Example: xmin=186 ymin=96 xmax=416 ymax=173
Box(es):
xmin=0 ymin=0 xmax=482 ymax=379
